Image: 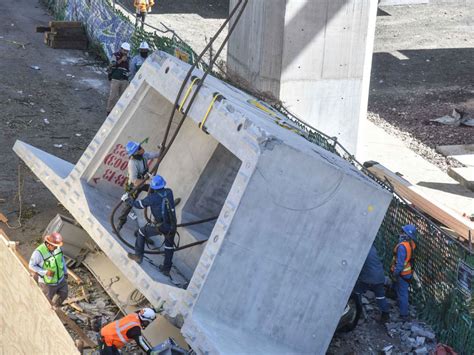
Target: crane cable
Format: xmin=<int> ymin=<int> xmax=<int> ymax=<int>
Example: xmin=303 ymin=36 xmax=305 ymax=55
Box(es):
xmin=109 ymin=0 xmax=249 ymax=255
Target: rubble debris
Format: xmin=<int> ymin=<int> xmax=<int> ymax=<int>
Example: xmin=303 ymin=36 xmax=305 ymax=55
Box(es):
xmin=430 ymin=109 xmax=474 ymax=127
xmin=328 ymin=290 xmax=439 ymax=354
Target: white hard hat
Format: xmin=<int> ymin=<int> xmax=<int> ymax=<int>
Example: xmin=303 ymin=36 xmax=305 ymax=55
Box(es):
xmin=121 ymin=42 xmax=131 ymax=51
xmin=139 ymin=41 xmax=150 ymax=50
xmin=138 ymin=308 xmax=156 ymax=322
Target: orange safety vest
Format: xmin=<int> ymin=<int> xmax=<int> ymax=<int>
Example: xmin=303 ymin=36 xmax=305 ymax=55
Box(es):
xmin=134 ymin=0 xmax=154 ymax=12
xmin=391 ymin=240 xmax=416 ymax=276
xmin=101 ymin=313 xmax=141 ymax=349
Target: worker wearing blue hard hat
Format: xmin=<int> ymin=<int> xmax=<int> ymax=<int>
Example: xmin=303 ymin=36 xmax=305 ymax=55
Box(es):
xmin=390 ymin=224 xmax=417 ymax=321
xmin=116 ymin=141 xmax=160 ymax=231
xmin=123 ymin=175 xmax=177 ymax=276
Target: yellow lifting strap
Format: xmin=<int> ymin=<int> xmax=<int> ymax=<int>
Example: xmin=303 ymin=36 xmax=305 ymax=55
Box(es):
xmin=178 ymin=77 xmax=200 ymax=112
xmin=199 ymin=94 xmax=222 ymax=131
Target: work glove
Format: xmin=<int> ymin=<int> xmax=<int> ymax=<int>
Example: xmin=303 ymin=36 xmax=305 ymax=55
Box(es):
xmin=121 ymin=193 xmax=129 ymax=202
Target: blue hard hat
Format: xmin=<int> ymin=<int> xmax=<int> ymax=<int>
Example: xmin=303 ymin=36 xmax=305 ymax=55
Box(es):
xmin=402 ymin=224 xmax=417 ymax=239
xmin=126 ymin=141 xmax=140 ymax=156
xmin=150 ymin=175 xmax=166 ymax=190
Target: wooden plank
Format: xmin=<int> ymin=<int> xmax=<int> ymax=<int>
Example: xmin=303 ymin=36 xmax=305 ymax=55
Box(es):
xmin=0 ymin=230 xmax=80 ymax=354
xmin=68 ymin=268 xmax=83 ymax=284
xmin=36 ymin=26 xmax=51 ymax=33
xmin=49 ymin=21 xmax=83 ymax=29
xmin=63 ymin=294 xmax=88 ymax=306
xmin=366 ymin=162 xmax=474 ymax=242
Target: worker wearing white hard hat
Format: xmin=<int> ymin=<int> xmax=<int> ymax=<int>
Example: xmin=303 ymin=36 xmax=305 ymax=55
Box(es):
xmin=106 ymin=42 xmax=131 ymax=115
xmin=130 ymin=41 xmax=151 ymax=81
xmin=100 ymin=307 xmax=157 ymax=354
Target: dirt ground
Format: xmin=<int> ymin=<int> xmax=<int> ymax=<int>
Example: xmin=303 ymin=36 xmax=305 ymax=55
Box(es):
xmin=0 ymin=0 xmax=109 ymax=254
xmin=370 ymin=3 xmax=474 ymax=171
xmin=0 ymin=0 xmax=472 ymax=354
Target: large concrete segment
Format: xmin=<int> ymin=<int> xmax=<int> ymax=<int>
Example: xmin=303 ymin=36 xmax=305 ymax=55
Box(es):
xmin=14 ymin=51 xmax=392 ymax=354
xmin=188 ymin=144 xmax=392 ymax=354
xmin=0 ymin=231 xmax=79 ymax=354
xmin=227 ymin=0 xmax=378 ymax=153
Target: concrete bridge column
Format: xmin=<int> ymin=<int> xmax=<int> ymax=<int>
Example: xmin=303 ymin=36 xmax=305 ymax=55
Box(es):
xmin=227 ymin=0 xmax=378 ymax=154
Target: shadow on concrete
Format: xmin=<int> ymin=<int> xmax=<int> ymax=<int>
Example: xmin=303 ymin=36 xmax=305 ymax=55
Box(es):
xmin=377 ymin=8 xmax=391 ymax=16
xmin=417 ymin=181 xmax=474 ymax=198
xmin=369 ymin=47 xmax=474 ymax=148
xmin=118 ymin=0 xmax=229 ymax=19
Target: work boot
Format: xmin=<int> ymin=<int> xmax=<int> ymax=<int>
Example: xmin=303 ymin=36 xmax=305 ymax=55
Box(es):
xmin=380 ymin=312 xmax=390 ymax=323
xmin=127 ymin=253 xmax=143 ymax=264
xmin=158 ymin=264 xmax=170 ymax=277
xmin=51 ymin=294 xmax=62 ymax=307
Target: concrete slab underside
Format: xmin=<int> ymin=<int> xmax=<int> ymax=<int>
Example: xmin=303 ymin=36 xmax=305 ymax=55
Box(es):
xmin=14 ymin=52 xmax=392 ymax=354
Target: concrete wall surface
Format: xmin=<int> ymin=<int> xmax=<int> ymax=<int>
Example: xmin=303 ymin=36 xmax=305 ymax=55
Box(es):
xmin=227 ymin=0 xmax=378 ymax=154
xmin=0 ymin=231 xmax=79 ymax=355
xmin=14 ymin=51 xmax=392 ymax=354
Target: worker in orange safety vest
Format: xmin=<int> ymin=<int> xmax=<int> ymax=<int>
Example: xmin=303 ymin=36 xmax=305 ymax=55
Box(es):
xmin=100 ymin=308 xmax=156 ymax=354
xmin=134 ymin=0 xmax=155 ymax=29
xmin=390 ymin=224 xmax=417 ymax=321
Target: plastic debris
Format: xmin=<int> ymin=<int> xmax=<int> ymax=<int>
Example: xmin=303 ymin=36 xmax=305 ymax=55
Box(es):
xmin=30 ymin=65 xmax=40 ymax=70
xmin=43 ymin=118 xmax=50 ymax=125
xmin=430 ymin=108 xmax=474 ymax=127
xmin=75 ymin=133 xmax=82 ymax=137
xmin=40 ymin=108 xmax=45 ymax=113
xmin=53 ymin=144 xmax=63 ymax=148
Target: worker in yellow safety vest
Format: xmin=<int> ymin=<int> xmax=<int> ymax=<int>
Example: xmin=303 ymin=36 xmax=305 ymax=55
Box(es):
xmin=134 ymin=0 xmax=155 ymax=29
xmin=100 ymin=308 xmax=156 ymax=354
xmin=29 ymin=232 xmax=68 ymax=307
xmin=390 ymin=224 xmax=417 ymax=321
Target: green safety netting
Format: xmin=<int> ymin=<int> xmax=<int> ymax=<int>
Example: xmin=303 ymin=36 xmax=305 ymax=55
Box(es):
xmin=285 ymin=109 xmax=474 ymax=354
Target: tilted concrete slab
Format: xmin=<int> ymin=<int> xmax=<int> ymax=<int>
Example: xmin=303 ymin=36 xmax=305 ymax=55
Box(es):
xmin=14 ymin=51 xmax=392 ymax=354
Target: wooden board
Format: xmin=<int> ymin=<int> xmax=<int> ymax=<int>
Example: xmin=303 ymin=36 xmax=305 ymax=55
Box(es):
xmin=36 ymin=26 xmax=51 ymax=33
xmin=49 ymin=21 xmax=83 ymax=29
xmin=0 ymin=229 xmax=80 ymax=354
xmin=366 ymin=162 xmax=474 ymax=242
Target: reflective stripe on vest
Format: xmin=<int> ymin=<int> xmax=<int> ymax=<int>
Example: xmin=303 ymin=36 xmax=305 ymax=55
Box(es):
xmin=391 ymin=240 xmax=416 ymax=276
xmin=36 ymin=243 xmax=64 ymax=284
xmin=101 ymin=313 xmax=140 ymax=349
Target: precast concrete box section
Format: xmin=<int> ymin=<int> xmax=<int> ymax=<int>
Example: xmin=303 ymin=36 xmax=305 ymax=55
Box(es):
xmin=14 ymin=51 xmax=392 ymax=354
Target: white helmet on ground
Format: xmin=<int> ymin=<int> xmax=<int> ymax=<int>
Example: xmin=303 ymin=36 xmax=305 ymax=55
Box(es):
xmin=138 ymin=308 xmax=156 ymax=322
xmin=121 ymin=42 xmax=131 ymax=51
xmin=139 ymin=41 xmax=150 ymax=50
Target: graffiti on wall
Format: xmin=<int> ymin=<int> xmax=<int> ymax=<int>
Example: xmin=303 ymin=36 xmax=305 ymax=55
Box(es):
xmin=65 ymin=0 xmax=134 ymax=59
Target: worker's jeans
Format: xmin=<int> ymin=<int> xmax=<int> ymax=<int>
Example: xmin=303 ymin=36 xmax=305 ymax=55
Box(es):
xmin=136 ymin=224 xmax=175 ymax=270
xmin=135 ymin=11 xmax=147 ymax=29
xmin=117 ymin=184 xmax=150 ymax=228
xmin=395 ymin=276 xmax=411 ymax=317
xmin=354 ymin=281 xmax=389 ymax=313
xmin=106 ymin=79 xmax=128 ymax=113
xmin=99 ymin=341 xmax=119 ymax=355
xmin=39 ymin=277 xmax=68 ymax=307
